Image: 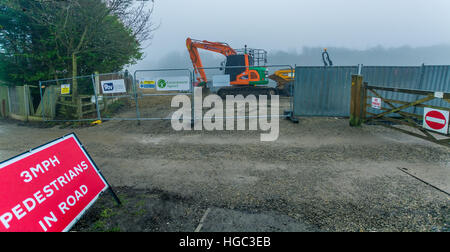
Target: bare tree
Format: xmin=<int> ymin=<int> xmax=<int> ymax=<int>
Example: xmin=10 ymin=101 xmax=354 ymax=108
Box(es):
xmin=105 ymin=0 xmax=158 ymax=44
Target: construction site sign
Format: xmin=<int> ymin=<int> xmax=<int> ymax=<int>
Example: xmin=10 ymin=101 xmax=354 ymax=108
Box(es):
xmin=101 ymin=79 xmax=126 ymax=94
xmin=212 ymin=75 xmax=231 ymax=87
xmin=423 ymin=108 xmax=449 ymax=134
xmin=0 ymin=134 xmax=110 ymax=232
xmin=60 ymin=84 xmax=70 ymax=95
xmin=155 ymin=76 xmax=191 ymax=91
xmin=139 ymin=80 xmax=156 ymax=89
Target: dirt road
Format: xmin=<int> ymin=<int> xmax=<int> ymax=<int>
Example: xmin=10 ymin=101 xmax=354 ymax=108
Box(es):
xmin=0 ymin=117 xmax=449 ymax=232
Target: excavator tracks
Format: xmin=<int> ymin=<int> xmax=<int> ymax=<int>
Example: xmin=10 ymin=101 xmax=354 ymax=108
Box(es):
xmin=216 ymin=86 xmax=278 ymax=99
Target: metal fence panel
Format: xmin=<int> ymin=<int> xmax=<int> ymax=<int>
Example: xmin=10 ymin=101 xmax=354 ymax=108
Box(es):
xmin=420 ymin=65 xmax=450 ymax=92
xmin=95 ymin=71 xmax=136 ymax=121
xmin=362 ymin=66 xmax=450 ymax=117
xmin=34 ymin=64 xmax=448 ymax=122
xmin=294 ymin=65 xmax=450 ymax=117
xmin=196 ymin=64 xmax=295 ymax=119
xmin=416 ymin=65 xmax=450 ymax=115
xmin=134 ymin=68 xmax=193 ymax=121
xmin=362 ymin=66 xmax=422 ymax=116
xmin=293 ymin=66 xmax=358 ymax=116
xmin=134 ymin=68 xmax=193 ymax=120
xmin=39 ymin=75 xmax=98 ymax=121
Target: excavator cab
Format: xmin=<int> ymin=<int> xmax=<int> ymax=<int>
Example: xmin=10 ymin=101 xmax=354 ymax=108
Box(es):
xmin=224 ymin=51 xmax=269 ymax=86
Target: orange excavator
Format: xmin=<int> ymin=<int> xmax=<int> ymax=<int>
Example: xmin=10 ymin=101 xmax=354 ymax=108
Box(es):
xmin=186 ymin=38 xmax=276 ymax=97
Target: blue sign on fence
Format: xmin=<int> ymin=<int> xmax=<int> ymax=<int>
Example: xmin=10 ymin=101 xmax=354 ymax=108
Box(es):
xmin=101 ymin=79 xmax=126 ymax=94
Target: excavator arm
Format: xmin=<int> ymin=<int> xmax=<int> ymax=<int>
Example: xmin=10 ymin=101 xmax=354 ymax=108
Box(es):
xmin=186 ymin=38 xmax=237 ymax=85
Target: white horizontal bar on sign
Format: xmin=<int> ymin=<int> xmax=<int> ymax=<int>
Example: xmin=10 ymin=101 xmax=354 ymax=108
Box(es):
xmin=425 ymin=116 xmax=446 ymax=125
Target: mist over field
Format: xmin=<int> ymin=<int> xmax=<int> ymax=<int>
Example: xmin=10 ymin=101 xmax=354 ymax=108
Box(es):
xmin=269 ymin=44 xmax=450 ymax=66
xmin=127 ymin=0 xmax=450 ymax=71
xmin=136 ymin=44 xmax=450 ymax=71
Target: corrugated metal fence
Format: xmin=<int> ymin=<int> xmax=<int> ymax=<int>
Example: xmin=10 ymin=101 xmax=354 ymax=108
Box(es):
xmin=293 ymin=65 xmax=450 ymax=117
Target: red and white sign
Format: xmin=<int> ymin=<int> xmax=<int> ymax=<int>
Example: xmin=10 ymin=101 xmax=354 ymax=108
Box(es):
xmin=371 ymin=97 xmax=382 ymax=109
xmin=423 ymin=108 xmax=449 ymax=134
xmin=0 ymin=134 xmax=108 ymax=232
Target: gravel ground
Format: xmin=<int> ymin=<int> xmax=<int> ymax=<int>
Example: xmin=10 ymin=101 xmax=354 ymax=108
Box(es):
xmin=0 ymin=100 xmax=449 ymax=232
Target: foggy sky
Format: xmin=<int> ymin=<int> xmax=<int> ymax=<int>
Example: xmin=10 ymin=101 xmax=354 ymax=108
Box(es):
xmin=129 ymin=0 xmax=450 ymax=71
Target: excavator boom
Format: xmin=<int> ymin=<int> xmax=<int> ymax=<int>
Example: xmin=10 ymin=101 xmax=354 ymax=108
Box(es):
xmin=186 ymin=38 xmax=237 ymax=85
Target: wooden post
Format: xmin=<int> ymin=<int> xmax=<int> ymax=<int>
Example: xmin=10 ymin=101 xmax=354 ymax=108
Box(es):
xmin=1 ymin=99 xmax=5 ymax=118
xmin=362 ymin=82 xmax=368 ymax=121
xmin=24 ymin=85 xmax=29 ymax=122
xmin=72 ymin=53 xmax=78 ymax=99
xmin=7 ymin=87 xmax=11 ymax=116
xmin=94 ymin=71 xmax=100 ymax=95
xmin=350 ymin=75 xmax=364 ymax=126
xmin=77 ymin=97 xmax=82 ymax=120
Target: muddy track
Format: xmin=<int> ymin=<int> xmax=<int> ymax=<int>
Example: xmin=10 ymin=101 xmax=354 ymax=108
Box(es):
xmin=1 ymin=117 xmax=449 ymax=232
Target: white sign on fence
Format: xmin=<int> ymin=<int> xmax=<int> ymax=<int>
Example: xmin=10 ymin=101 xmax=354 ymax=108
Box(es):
xmin=371 ymin=97 xmax=382 ymax=109
xmin=101 ymin=79 xmax=126 ymax=94
xmin=212 ymin=75 xmax=231 ymax=87
xmin=434 ymin=92 xmax=444 ymax=99
xmin=155 ymin=76 xmax=190 ymax=91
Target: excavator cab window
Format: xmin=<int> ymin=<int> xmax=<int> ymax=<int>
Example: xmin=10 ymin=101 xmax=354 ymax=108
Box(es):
xmin=225 ymin=55 xmax=247 ymax=81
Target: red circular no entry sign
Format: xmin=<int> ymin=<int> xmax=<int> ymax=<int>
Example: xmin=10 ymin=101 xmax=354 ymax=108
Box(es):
xmin=425 ymin=110 xmax=447 ymax=130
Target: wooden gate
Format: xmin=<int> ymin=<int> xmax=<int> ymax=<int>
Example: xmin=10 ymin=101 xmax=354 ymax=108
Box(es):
xmin=350 ymin=75 xmax=450 ymax=147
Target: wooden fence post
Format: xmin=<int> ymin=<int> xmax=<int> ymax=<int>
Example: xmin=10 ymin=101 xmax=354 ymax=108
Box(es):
xmin=7 ymin=86 xmax=11 ymax=116
xmin=1 ymin=99 xmax=5 ymax=118
xmin=362 ymin=81 xmax=368 ymax=121
xmin=24 ymin=85 xmax=29 ymax=122
xmin=77 ymin=96 xmax=82 ymax=120
xmin=350 ymin=75 xmax=364 ymax=126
